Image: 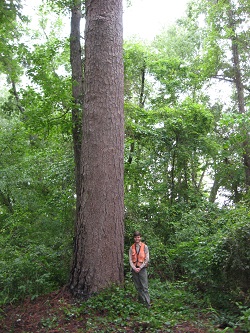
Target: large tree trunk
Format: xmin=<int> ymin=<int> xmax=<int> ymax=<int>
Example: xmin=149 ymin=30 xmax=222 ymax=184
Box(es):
xmin=70 ymin=0 xmax=124 ymax=298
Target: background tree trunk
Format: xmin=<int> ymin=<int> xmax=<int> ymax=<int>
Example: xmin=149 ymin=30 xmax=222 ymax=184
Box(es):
xmin=70 ymin=0 xmax=124 ymax=298
xmin=70 ymin=0 xmax=83 ymax=203
xmin=228 ymin=6 xmax=250 ymax=189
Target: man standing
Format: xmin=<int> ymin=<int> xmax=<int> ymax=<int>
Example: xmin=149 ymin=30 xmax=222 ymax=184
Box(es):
xmin=129 ymin=231 xmax=150 ymax=308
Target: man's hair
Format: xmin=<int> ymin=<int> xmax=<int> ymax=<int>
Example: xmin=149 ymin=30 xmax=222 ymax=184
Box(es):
xmin=133 ymin=231 xmax=141 ymax=237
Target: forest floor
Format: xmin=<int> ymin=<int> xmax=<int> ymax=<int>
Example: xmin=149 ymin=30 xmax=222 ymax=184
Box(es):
xmin=0 ymin=287 xmax=243 ymax=333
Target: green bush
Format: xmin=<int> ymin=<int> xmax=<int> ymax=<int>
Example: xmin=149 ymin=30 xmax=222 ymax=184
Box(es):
xmin=167 ymin=203 xmax=250 ymax=307
xmin=0 ymin=196 xmax=74 ymax=304
xmin=238 ymin=305 xmax=250 ymax=332
xmin=0 ymin=241 xmax=72 ymax=304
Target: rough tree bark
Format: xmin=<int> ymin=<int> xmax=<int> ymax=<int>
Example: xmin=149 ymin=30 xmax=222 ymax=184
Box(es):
xmin=70 ymin=0 xmax=124 ymax=298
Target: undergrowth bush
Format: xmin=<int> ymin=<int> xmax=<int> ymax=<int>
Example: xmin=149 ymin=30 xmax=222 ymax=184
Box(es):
xmin=73 ymin=277 xmax=208 ymax=332
xmin=168 ymin=202 xmax=250 ymax=308
xmin=0 ymin=241 xmax=72 ymax=304
xmin=0 ymin=203 xmax=73 ymax=304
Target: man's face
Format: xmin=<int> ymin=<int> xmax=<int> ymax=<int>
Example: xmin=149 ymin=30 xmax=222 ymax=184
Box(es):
xmin=134 ymin=235 xmax=141 ymax=243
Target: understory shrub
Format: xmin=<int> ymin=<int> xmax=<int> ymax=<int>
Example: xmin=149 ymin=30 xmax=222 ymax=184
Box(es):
xmin=0 ymin=241 xmax=72 ymax=304
xmin=168 ymin=202 xmax=250 ymax=307
xmin=0 ymin=204 xmax=73 ymax=304
xmin=75 ymin=278 xmax=208 ymax=332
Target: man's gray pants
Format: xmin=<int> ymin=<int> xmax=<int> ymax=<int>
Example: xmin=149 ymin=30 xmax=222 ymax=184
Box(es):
xmin=132 ymin=268 xmax=150 ymax=307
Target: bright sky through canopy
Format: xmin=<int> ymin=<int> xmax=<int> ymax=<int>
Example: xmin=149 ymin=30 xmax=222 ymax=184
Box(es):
xmin=123 ymin=0 xmax=189 ymax=40
xmin=23 ymin=0 xmax=188 ymax=41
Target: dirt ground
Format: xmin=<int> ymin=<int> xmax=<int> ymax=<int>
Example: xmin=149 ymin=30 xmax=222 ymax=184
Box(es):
xmin=0 ymin=288 xmax=236 ymax=333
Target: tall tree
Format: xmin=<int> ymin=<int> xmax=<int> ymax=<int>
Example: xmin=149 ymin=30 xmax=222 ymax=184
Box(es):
xmin=70 ymin=0 xmax=124 ymax=298
xmin=226 ymin=2 xmax=250 ymax=189
xmin=70 ymin=0 xmax=84 ymax=204
xmin=201 ymin=0 xmax=250 ymax=195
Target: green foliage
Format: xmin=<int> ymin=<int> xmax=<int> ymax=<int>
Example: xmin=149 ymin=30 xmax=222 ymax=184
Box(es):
xmin=124 ymin=41 xmax=152 ymax=103
xmin=238 ymin=304 xmax=250 ymax=332
xmin=45 ymin=0 xmax=86 ymax=15
xmin=127 ymin=198 xmax=249 ymax=314
xmin=167 ymin=202 xmax=250 ymax=308
xmin=0 ymin=1 xmax=28 ymax=83
xmin=71 ymin=278 xmax=210 ymax=332
xmin=0 ymin=244 xmax=69 ymax=304
xmin=0 ymin=105 xmax=75 ymax=304
xmin=211 ymin=205 xmax=250 ymax=292
xmin=0 ymin=0 xmax=75 ymax=306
